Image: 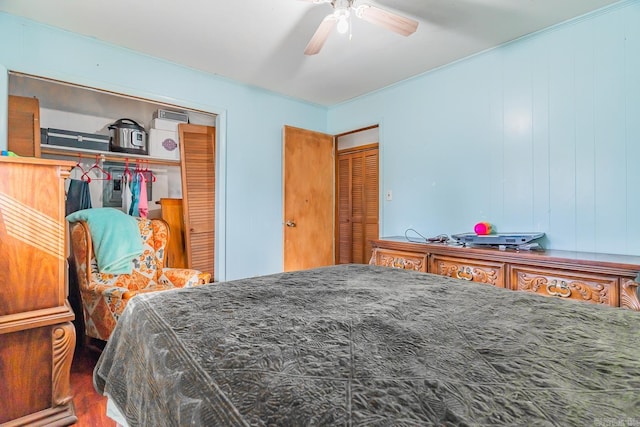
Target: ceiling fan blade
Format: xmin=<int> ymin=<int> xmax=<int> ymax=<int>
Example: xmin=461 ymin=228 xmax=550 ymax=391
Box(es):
xmin=355 ymin=4 xmax=418 ymax=37
xmin=304 ymin=15 xmax=337 ymax=55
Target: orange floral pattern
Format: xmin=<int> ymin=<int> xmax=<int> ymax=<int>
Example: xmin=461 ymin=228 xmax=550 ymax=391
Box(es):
xmin=70 ymin=217 xmax=212 ymax=341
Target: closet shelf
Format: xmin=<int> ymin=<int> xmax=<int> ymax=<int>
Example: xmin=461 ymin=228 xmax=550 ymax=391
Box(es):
xmin=40 ymin=144 xmax=181 ymax=166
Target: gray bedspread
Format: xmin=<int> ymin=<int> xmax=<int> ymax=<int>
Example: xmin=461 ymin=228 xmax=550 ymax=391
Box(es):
xmin=94 ymin=264 xmax=640 ymax=426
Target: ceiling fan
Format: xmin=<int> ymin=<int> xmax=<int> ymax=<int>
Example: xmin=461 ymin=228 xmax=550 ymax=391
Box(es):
xmin=302 ymin=0 xmax=419 ymax=55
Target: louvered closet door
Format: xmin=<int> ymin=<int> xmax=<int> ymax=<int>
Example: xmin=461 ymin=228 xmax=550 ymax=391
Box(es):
xmin=179 ymin=124 xmax=215 ymax=278
xmin=337 ymin=146 xmax=379 ymax=264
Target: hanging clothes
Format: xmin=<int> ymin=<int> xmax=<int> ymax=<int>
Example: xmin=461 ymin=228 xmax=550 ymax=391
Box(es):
xmin=122 ymin=174 xmax=133 ymax=215
xmin=128 ymin=173 xmax=141 ymax=217
xmin=65 ymin=179 xmax=92 ymax=216
xmin=66 ymin=162 xmax=93 ymax=216
xmin=138 ymin=173 xmax=148 ymax=218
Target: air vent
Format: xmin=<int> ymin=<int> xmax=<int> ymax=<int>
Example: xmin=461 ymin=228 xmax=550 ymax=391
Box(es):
xmin=154 ymin=109 xmax=188 ymax=123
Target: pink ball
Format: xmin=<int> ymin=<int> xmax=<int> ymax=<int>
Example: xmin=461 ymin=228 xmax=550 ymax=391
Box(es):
xmin=474 ymin=222 xmax=491 ymax=235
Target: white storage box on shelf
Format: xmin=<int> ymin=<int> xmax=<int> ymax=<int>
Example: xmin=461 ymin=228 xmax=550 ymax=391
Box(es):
xmin=151 ymin=118 xmax=185 ymax=133
xmin=149 ymin=128 xmax=180 ymax=160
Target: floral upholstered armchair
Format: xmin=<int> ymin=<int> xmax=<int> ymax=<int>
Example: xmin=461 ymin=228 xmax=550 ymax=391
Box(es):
xmin=69 ymin=217 xmax=211 ymax=342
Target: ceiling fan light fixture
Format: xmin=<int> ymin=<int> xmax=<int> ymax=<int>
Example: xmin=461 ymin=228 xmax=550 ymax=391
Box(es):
xmin=304 ymin=0 xmax=417 ymax=55
xmin=336 ymin=15 xmax=349 ymax=34
xmin=333 ymin=3 xmax=350 ymax=35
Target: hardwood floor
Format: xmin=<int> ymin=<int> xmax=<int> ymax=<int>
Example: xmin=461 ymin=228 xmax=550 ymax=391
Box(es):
xmin=70 ymin=346 xmax=115 ymax=426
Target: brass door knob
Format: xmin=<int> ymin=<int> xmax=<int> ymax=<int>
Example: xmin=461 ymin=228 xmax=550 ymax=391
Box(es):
xmin=285 ymin=220 xmax=296 ymax=227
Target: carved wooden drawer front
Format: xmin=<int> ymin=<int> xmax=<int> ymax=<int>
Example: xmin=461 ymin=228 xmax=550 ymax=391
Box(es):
xmin=620 ymin=278 xmax=640 ymax=310
xmin=430 ymin=255 xmax=505 ymax=288
xmin=371 ymin=249 xmax=428 ymax=272
xmin=511 ymin=267 xmax=618 ymax=306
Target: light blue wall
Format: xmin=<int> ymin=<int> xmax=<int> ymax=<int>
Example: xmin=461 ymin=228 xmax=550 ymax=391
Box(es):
xmin=328 ymin=0 xmax=640 ymax=256
xmin=0 ymin=64 xmax=6 ymax=145
xmin=0 ymin=12 xmax=328 ymax=280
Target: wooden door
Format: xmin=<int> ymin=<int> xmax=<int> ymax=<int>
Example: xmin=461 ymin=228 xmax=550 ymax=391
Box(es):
xmin=336 ymin=145 xmax=379 ymax=264
xmin=179 ymin=124 xmax=215 ymax=278
xmin=283 ymin=126 xmax=335 ymax=271
xmin=8 ymin=95 xmax=41 ymax=157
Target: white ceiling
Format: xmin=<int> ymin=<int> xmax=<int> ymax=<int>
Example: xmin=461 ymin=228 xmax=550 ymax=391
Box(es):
xmin=0 ymin=0 xmax=621 ymax=106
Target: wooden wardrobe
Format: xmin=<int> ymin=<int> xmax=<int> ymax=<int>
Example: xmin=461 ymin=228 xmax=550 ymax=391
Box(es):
xmin=0 ymin=157 xmax=77 ymax=426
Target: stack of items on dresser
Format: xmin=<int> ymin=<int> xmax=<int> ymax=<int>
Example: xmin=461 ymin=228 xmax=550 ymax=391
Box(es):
xmin=148 ymin=109 xmax=188 ymax=161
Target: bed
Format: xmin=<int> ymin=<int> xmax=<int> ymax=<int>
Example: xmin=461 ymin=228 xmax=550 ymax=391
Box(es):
xmin=94 ymin=264 xmax=640 ymax=426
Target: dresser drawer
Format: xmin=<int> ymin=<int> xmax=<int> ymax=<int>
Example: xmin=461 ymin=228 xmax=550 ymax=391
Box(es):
xmin=430 ymin=255 xmax=505 ymax=287
xmin=511 ymin=267 xmax=618 ymax=306
xmin=370 ymin=248 xmax=428 ymax=272
xmin=620 ymin=278 xmax=640 ymax=310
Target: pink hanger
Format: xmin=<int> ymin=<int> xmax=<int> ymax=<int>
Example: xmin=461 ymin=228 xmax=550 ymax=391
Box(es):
xmin=74 ymin=153 xmax=90 ymax=180
xmin=123 ymin=158 xmax=133 ymax=182
xmin=142 ymin=160 xmax=156 ymax=183
xmin=82 ymin=155 xmax=111 ymax=182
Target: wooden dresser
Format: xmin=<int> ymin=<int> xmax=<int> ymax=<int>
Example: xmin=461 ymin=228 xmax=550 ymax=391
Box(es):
xmin=370 ymin=238 xmax=640 ymax=311
xmin=0 ymin=157 xmax=77 ymax=426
